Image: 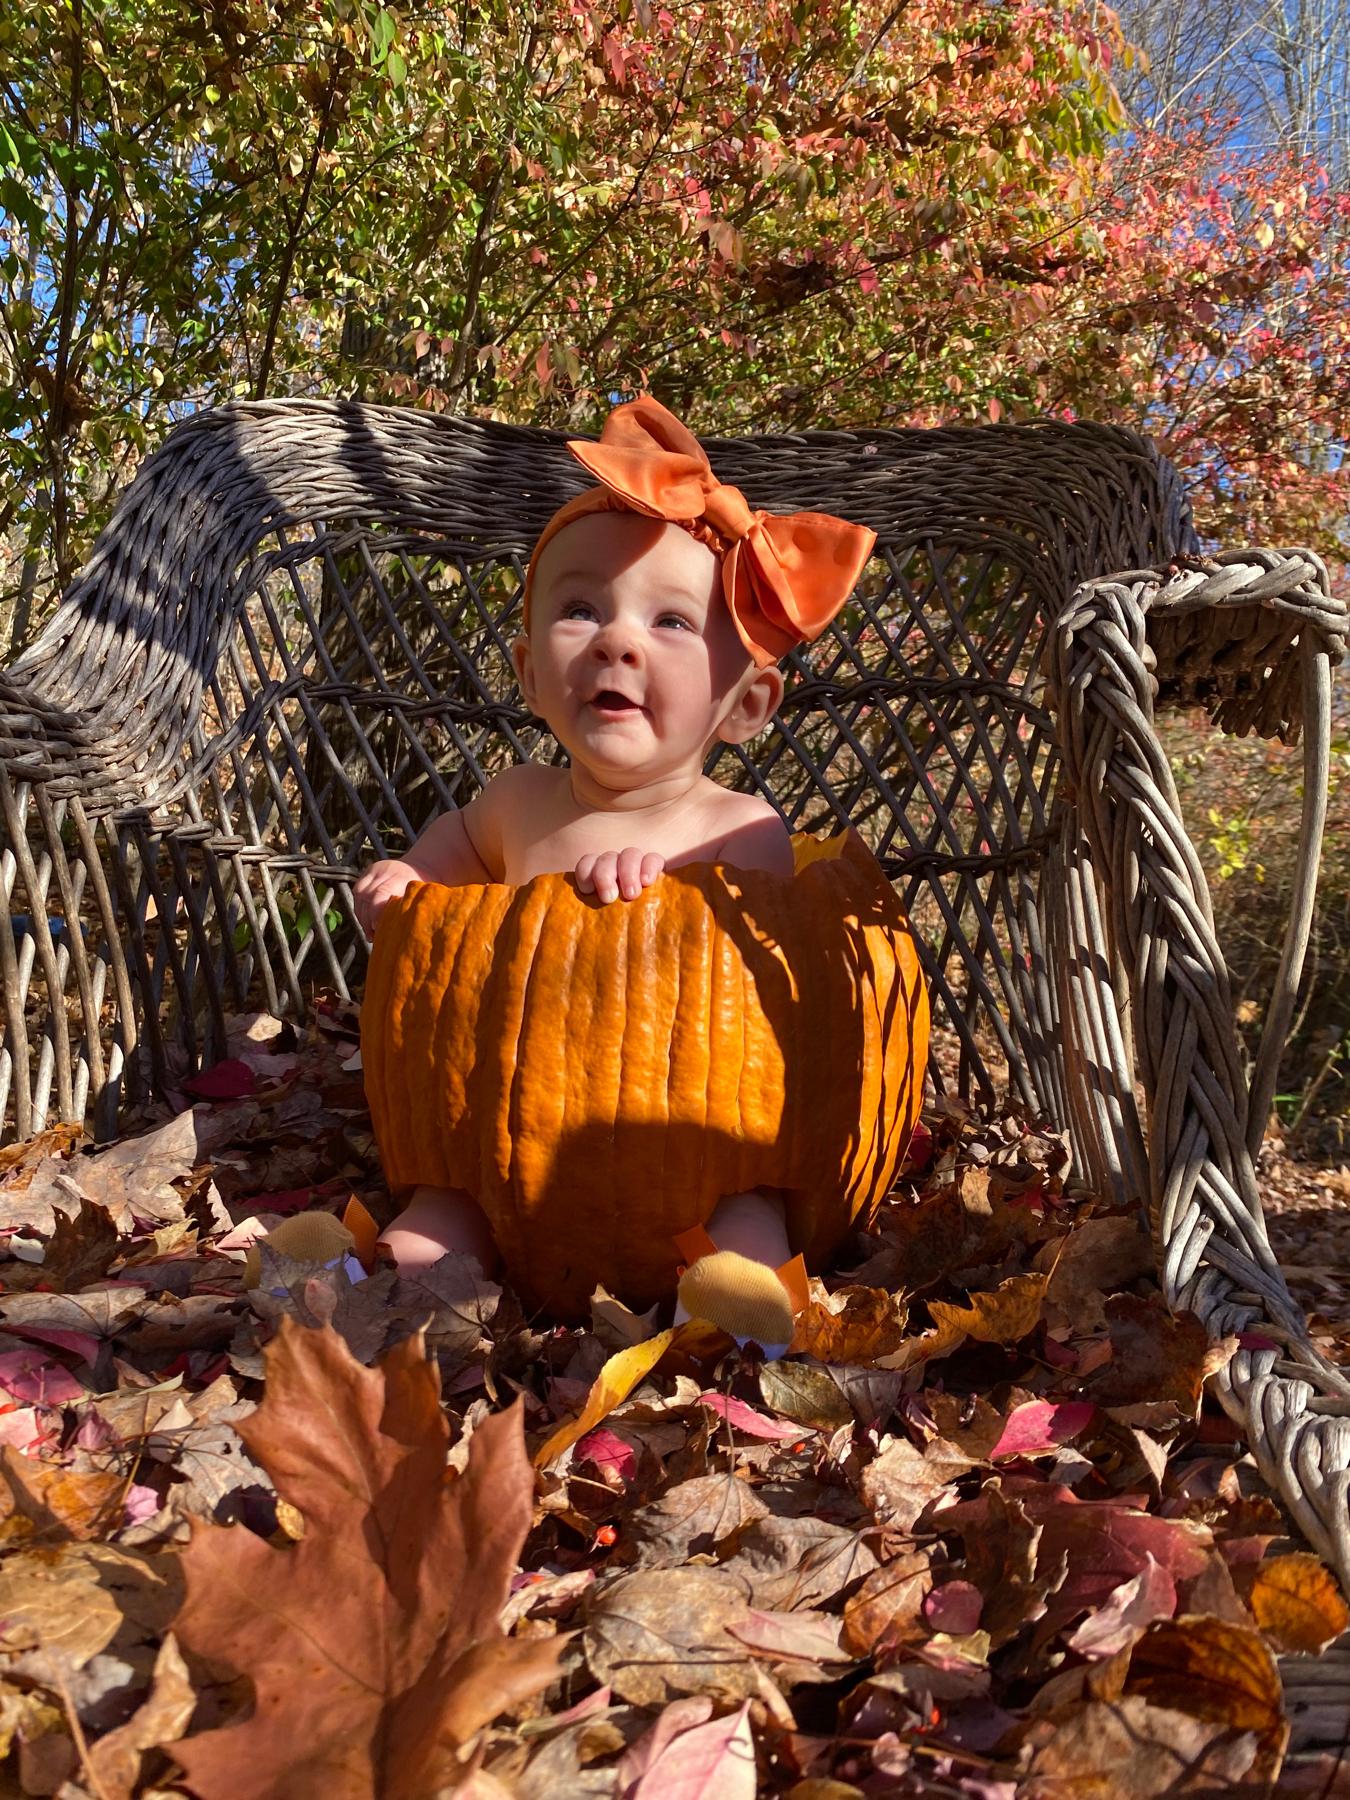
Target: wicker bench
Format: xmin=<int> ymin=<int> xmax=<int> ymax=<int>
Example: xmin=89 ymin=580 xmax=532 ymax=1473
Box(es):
xmin=1 ymin=398 xmax=1347 ymax=1596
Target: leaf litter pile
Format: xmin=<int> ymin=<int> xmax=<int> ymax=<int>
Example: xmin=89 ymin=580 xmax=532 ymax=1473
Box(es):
xmin=1 ymin=999 xmax=1349 ymax=1798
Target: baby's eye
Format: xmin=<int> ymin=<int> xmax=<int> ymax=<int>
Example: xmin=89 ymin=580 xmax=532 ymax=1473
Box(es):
xmin=561 ymin=602 xmax=593 ymax=620
xmin=659 ymin=614 xmax=694 ymax=630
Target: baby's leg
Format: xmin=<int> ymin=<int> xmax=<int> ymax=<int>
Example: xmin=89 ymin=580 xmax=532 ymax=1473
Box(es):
xmin=703 ymin=1188 xmax=792 ymax=1266
xmin=673 ymin=1188 xmax=799 ymax=1346
xmin=379 ymin=1185 xmax=498 ymax=1274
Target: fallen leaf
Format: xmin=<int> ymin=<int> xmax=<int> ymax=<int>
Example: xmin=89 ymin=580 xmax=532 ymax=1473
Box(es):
xmin=697 ymin=1394 xmax=809 ymax=1442
xmin=927 ymin=1271 xmax=1049 ymax=1345
xmin=725 ymin=1608 xmax=852 ymax=1664
xmin=394 ymin=1251 xmax=502 ymax=1367
xmin=923 ymin=1580 xmax=984 ymax=1636
xmin=590 ymin=1287 xmax=662 ymax=1351
xmin=1 ymin=1199 xmax=120 ymax=1293
xmin=1124 ymin=1613 xmax=1288 ymax=1780
xmin=841 ymin=1549 xmax=933 ymax=1656
xmin=1065 ymin=1555 xmax=1178 ymax=1659
xmin=0 ymin=1289 xmax=146 ymax=1358
xmin=183 ymin=1058 xmax=259 ymax=1100
xmin=1240 ymin=1553 xmax=1350 ymax=1654
xmin=1026 ymin=1694 xmax=1265 ymax=1797
xmin=583 ymin=1566 xmax=757 ymax=1707
xmin=0 ymin=1123 xmax=84 ymax=1187
xmin=74 ymin=1105 xmax=255 ymax=1230
xmin=1036 ymin=1215 xmax=1152 ymax=1334
xmin=574 ymin=1427 xmax=638 ymax=1483
xmin=991 ymin=1398 xmax=1096 ymax=1460
xmin=792 ymin=1284 xmax=909 ymax=1365
xmin=248 ymin=1253 xmax=398 ymax=1365
xmin=933 ymin=1480 xmax=1052 ymax=1649
xmin=0 ymin=1547 xmax=125 ymax=1666
xmin=946 ymin=1479 xmax=1213 ymax=1645
xmin=860 ymin=1435 xmax=973 ymax=1532
xmin=0 ymin=1349 xmax=85 ymax=1407
xmin=721 ymin=1515 xmax=881 ymax=1610
xmin=757 ymin=1362 xmax=855 ymax=1431
xmin=613 ymin=1696 xmax=715 ymax=1793
xmin=85 ymin=1631 xmax=196 ymax=1800
xmin=629 ymin=1474 xmax=771 ymax=1566
xmin=534 ymin=1328 xmax=679 ymax=1467
xmin=0 ymin=1451 xmax=128 ymax=1543
xmin=853 ymin=1169 xmax=1032 ymax=1293
xmin=500 ymin=1568 xmax=596 ymax=1633
xmin=169 ymin=1320 xmax=568 ymax=1799
xmin=1080 ymin=1295 xmax=1214 ymax=1413
xmin=623 ymin=1697 xmax=757 ymax=1799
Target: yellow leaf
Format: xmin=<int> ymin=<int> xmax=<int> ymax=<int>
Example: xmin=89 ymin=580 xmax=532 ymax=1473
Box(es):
xmin=793 ymin=1283 xmax=909 ymax=1365
xmin=533 ymin=1327 xmax=683 ymax=1467
xmin=1125 ymin=1614 xmax=1287 ymax=1780
xmin=927 ymin=1272 xmax=1049 ymax=1345
xmin=1246 ymin=1554 xmax=1350 ymax=1654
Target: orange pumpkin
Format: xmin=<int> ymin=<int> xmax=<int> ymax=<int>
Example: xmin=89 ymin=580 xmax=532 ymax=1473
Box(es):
xmin=361 ymin=826 xmax=929 ymax=1318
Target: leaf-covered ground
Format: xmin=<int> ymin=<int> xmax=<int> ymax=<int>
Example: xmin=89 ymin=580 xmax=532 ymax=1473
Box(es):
xmin=1 ymin=998 xmax=1349 ymax=1798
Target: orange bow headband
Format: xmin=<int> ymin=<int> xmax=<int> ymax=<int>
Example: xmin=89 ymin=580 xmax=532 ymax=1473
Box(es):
xmin=522 ymin=396 xmax=877 ymax=670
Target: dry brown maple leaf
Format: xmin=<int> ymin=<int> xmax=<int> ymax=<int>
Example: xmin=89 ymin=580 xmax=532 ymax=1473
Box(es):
xmin=168 ymin=1318 xmax=569 ymax=1800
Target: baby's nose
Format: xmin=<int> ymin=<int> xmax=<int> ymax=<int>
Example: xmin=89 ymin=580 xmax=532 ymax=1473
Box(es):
xmin=595 ymin=621 xmax=642 ymax=659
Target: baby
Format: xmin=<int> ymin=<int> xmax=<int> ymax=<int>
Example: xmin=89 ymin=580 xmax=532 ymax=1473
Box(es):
xmin=352 ymin=394 xmax=876 ymax=1333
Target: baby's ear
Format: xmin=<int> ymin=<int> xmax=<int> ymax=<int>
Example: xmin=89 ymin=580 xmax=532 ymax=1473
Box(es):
xmin=509 ymin=633 xmax=531 ymax=690
xmin=715 ymin=664 xmax=784 ymax=747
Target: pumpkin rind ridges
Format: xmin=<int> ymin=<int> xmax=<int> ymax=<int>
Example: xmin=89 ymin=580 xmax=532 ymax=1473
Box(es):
xmin=362 ymin=828 xmax=930 ymax=1316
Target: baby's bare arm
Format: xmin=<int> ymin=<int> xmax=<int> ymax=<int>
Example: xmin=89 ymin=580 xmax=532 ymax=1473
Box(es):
xmin=353 ymin=771 xmax=517 ymax=935
xmin=403 ymin=805 xmax=493 ymax=884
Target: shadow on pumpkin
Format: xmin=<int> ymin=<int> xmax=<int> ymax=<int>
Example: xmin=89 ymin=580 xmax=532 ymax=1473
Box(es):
xmin=471 ymin=864 xmax=925 ymax=1319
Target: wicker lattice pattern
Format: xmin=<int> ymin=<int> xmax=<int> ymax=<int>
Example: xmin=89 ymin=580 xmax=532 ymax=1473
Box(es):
xmin=0 ymin=398 xmax=1346 ymax=1588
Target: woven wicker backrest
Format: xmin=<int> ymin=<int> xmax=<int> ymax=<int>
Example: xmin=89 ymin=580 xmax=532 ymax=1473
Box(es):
xmin=0 ymin=403 xmax=1194 ymax=1171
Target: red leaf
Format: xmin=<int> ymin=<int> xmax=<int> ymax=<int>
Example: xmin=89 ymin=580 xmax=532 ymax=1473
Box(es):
xmin=575 ymin=1426 xmax=637 ymax=1480
xmin=182 ymin=1059 xmax=258 ymax=1100
xmin=991 ymin=1398 xmax=1096 ymax=1459
xmin=0 ymin=1349 xmax=85 ymax=1407
xmin=923 ymin=1580 xmax=984 ymax=1635
xmin=697 ymin=1393 xmax=809 ymax=1441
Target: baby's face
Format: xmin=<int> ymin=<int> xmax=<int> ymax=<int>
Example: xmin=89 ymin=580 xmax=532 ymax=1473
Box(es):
xmin=513 ymin=513 xmax=780 ymax=784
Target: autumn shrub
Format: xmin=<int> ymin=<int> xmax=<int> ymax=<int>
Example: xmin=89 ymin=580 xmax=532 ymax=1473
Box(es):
xmin=1161 ymin=697 xmax=1350 ymax=1161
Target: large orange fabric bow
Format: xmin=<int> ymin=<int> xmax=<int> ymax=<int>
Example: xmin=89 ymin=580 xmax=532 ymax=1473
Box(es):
xmin=523 ymin=396 xmax=877 ymax=669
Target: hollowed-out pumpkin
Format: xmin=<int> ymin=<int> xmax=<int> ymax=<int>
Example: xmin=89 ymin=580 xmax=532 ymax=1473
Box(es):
xmin=361 ymin=825 xmax=930 ymax=1318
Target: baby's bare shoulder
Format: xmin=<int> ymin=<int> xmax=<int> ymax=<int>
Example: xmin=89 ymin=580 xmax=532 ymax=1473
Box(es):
xmin=708 ymin=791 xmax=795 ymax=876
xmin=468 ymin=761 xmax=557 ymax=879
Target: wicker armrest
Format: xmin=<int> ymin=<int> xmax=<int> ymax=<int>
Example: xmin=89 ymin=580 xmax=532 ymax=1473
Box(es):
xmin=1045 ymin=547 xmax=1350 ymax=1587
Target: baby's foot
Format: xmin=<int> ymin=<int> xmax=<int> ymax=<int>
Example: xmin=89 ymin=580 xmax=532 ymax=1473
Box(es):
xmin=674 ymin=1189 xmax=797 ymax=1358
xmin=379 ymin=1184 xmax=499 ymax=1274
xmin=677 ymin=1249 xmax=796 ymax=1358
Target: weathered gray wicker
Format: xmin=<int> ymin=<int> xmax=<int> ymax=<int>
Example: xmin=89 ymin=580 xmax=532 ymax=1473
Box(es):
xmin=1 ymin=399 xmax=1347 ymax=1598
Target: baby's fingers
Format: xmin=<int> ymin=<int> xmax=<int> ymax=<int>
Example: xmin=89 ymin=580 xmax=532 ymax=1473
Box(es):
xmin=574 ymin=852 xmax=600 ymax=894
xmin=591 ymin=851 xmax=624 ymax=902
xmin=616 ymin=846 xmax=652 ymax=899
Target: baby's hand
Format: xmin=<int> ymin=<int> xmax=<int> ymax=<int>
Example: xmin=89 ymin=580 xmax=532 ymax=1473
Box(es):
xmin=353 ymin=858 xmax=425 ymax=937
xmin=576 ymin=848 xmax=665 ymax=904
